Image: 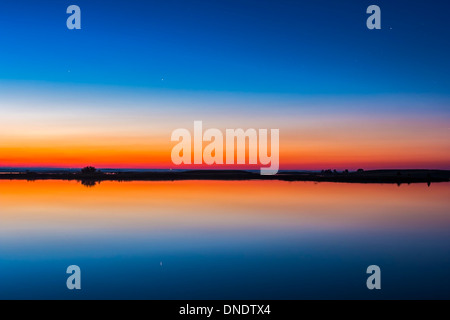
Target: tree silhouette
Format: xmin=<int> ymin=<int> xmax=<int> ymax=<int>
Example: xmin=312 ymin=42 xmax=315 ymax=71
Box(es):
xmin=81 ymin=166 xmax=97 ymax=174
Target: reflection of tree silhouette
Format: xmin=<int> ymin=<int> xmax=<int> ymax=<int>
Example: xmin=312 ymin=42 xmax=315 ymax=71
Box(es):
xmin=80 ymin=179 xmax=100 ymax=188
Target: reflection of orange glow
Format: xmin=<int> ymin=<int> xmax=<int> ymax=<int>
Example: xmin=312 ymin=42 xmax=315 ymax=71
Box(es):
xmin=0 ymin=180 xmax=448 ymax=232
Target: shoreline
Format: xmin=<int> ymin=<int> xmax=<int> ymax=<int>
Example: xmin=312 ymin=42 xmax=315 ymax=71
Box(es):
xmin=0 ymin=169 xmax=449 ymax=185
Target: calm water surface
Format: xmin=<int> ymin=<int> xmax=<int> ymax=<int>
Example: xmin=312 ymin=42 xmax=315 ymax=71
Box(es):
xmin=0 ymin=180 xmax=449 ymax=299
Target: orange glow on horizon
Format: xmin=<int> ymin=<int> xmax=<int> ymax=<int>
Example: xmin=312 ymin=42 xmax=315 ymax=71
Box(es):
xmin=1 ymin=104 xmax=449 ymax=170
xmin=1 ymin=136 xmax=448 ymax=170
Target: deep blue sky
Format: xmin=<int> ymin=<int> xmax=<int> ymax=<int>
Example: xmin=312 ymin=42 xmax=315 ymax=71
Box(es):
xmin=0 ymin=0 xmax=449 ymax=95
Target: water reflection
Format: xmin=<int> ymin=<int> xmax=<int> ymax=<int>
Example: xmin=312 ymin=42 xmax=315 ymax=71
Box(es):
xmin=79 ymin=179 xmax=101 ymax=188
xmin=0 ymin=180 xmax=449 ymax=299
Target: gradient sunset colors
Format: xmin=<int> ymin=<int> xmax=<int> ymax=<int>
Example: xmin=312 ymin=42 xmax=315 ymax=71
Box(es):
xmin=0 ymin=84 xmax=449 ymax=170
xmin=0 ymin=1 xmax=449 ymax=170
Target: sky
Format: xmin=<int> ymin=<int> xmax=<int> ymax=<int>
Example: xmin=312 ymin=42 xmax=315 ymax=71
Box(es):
xmin=0 ymin=0 xmax=449 ymax=170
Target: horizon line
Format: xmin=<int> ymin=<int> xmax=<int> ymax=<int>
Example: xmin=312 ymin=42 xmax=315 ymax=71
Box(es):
xmin=1 ymin=166 xmax=449 ymax=172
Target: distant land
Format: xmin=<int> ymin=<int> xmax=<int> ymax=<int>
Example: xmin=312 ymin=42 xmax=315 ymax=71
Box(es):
xmin=0 ymin=168 xmax=449 ymax=185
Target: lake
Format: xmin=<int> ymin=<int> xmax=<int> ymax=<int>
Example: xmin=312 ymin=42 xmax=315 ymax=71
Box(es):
xmin=0 ymin=180 xmax=449 ymax=299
